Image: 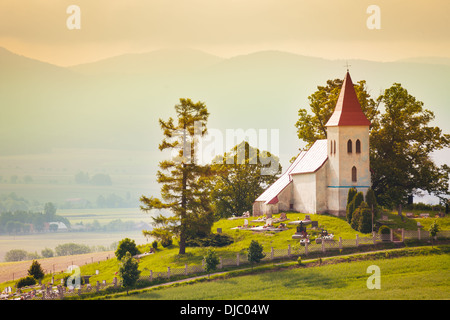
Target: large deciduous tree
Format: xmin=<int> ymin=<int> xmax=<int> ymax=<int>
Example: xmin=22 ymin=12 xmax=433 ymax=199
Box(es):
xmin=295 ymin=79 xmax=450 ymax=210
xmin=371 ymin=83 xmax=450 ymax=208
xmin=210 ymin=141 xmax=281 ymax=219
xmin=295 ymin=78 xmax=379 ymax=149
xmin=140 ymin=98 xmax=213 ymax=255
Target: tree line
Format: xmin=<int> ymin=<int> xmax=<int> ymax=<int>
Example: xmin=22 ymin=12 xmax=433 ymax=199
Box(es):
xmin=0 ymin=203 xmax=70 ymax=235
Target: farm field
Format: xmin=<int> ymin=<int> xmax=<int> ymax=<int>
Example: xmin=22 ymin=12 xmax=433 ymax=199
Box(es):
xmin=117 ymin=251 xmax=450 ymax=300
xmin=0 ymin=251 xmax=115 ymax=284
xmin=57 ymin=207 xmax=155 ymax=225
xmin=0 ymin=229 xmax=148 ymax=263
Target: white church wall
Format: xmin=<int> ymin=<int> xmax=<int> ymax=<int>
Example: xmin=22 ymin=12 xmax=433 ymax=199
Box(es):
xmin=315 ymin=164 xmax=328 ymax=214
xmin=292 ymin=172 xmax=316 ymax=213
xmin=277 ymin=183 xmax=293 ymax=212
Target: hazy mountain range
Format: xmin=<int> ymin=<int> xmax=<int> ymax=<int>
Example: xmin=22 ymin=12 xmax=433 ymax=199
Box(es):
xmin=0 ymin=49 xmax=450 ymax=158
xmin=1 ymin=46 xmax=449 ymax=182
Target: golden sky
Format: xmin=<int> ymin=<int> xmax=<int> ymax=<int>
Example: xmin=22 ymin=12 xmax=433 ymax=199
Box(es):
xmin=0 ymin=0 xmax=449 ymax=66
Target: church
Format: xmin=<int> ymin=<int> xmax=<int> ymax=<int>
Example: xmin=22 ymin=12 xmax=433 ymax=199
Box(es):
xmin=253 ymin=71 xmax=371 ymax=217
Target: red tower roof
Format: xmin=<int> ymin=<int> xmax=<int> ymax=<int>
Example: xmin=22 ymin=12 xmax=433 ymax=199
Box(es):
xmin=325 ymin=72 xmax=371 ymax=127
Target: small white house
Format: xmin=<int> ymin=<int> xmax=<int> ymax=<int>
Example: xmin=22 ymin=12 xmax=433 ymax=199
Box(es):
xmin=49 ymin=221 xmax=69 ymax=232
xmin=253 ymin=71 xmax=371 ymax=217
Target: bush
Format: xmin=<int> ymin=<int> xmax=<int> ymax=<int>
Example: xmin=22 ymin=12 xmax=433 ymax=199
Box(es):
xmin=161 ymin=237 xmax=173 ymax=248
xmin=115 ymin=238 xmax=139 ymax=260
xmin=186 ymin=233 xmax=234 ymax=247
xmin=16 ymin=276 xmax=36 ymax=288
xmin=247 ymin=240 xmax=265 ymax=267
xmin=151 ymin=240 xmax=158 ymax=250
xmin=358 ymin=207 xmax=373 ymax=233
xmin=204 ymin=248 xmax=220 ymax=276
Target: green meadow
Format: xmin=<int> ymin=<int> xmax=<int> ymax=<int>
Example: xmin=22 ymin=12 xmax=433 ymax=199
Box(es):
xmin=116 ymin=248 xmax=450 ymax=300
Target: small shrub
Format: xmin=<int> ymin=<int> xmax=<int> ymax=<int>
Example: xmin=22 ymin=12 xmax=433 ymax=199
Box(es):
xmin=186 ymin=233 xmax=234 ymax=247
xmin=151 ymin=240 xmax=158 ymax=250
xmin=247 ymin=240 xmax=265 ymax=268
xmin=204 ymin=248 xmax=220 ymax=276
xmin=297 ymin=257 xmax=302 ymax=265
xmin=16 ymin=276 xmax=36 ymax=288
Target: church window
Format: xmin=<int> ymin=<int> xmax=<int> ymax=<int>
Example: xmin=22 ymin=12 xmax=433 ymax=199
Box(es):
xmin=330 ymin=142 xmax=333 ymax=155
xmin=347 ymin=140 xmax=352 ymax=153
xmin=334 ymin=140 xmax=336 ymax=154
xmin=356 ymin=139 xmax=361 ymax=153
xmin=352 ymin=166 xmax=357 ymax=182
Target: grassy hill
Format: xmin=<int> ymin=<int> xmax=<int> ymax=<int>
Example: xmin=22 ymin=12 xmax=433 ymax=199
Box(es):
xmin=2 ymin=211 xmax=447 ymax=295
xmin=116 ymin=246 xmax=450 ymax=300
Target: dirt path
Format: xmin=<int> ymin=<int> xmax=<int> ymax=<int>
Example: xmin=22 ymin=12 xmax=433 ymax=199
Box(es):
xmin=0 ymin=251 xmax=115 ymax=283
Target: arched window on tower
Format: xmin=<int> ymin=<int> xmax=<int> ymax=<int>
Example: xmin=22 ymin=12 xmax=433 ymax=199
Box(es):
xmin=347 ymin=139 xmax=352 ymax=153
xmin=356 ymin=139 xmax=361 ymax=154
xmin=334 ymin=140 xmax=336 ymax=154
xmin=352 ymin=166 xmax=357 ymax=182
xmin=330 ymin=141 xmax=333 ymax=155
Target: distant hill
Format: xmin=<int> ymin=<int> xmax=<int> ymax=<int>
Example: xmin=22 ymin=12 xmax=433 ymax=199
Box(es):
xmin=0 ymin=46 xmax=449 ymax=171
xmin=69 ymin=48 xmax=225 ymax=76
xmin=396 ymin=56 xmax=450 ymax=66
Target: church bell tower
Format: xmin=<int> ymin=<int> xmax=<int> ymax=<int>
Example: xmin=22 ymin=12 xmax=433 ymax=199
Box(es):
xmin=325 ymin=71 xmax=371 ymax=216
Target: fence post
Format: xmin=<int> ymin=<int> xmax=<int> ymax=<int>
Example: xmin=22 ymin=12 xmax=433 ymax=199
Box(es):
xmin=372 ymin=232 xmax=376 ymax=244
xmin=219 ymin=257 xmax=223 ymax=269
xmin=113 ymin=277 xmax=117 ymax=288
xmin=401 ymin=228 xmax=405 ymax=242
xmin=237 ymin=253 xmax=240 ymax=266
xmin=185 ymin=264 xmax=188 ymax=275
xmin=150 ymin=270 xmax=153 ymax=282
xmin=418 ymin=228 xmax=421 ymax=241
xmin=271 ymin=247 xmax=274 ymax=260
xmin=321 ymin=240 xmax=325 ymax=253
xmin=390 ymin=229 xmax=394 ymax=242
xmin=167 ymin=267 xmax=171 ymax=279
xmin=356 ymin=234 xmax=359 ymax=247
xmin=96 ymin=281 xmax=100 ymax=293
xmin=304 ymin=241 xmax=308 ymax=256
xmin=339 ymin=237 xmax=342 ymax=250
xmin=288 ymin=244 xmax=291 ymax=257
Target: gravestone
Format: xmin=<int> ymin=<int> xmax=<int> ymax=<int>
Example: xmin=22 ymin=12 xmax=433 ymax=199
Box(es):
xmin=217 ymin=228 xmax=222 ymax=234
xmin=311 ymin=221 xmax=318 ymax=228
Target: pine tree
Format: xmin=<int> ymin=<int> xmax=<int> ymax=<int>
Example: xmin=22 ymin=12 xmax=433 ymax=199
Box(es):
xmin=140 ymin=98 xmax=213 ymax=255
xmin=248 ymin=240 xmax=265 ymax=269
xmin=28 ymin=260 xmax=45 ymax=280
